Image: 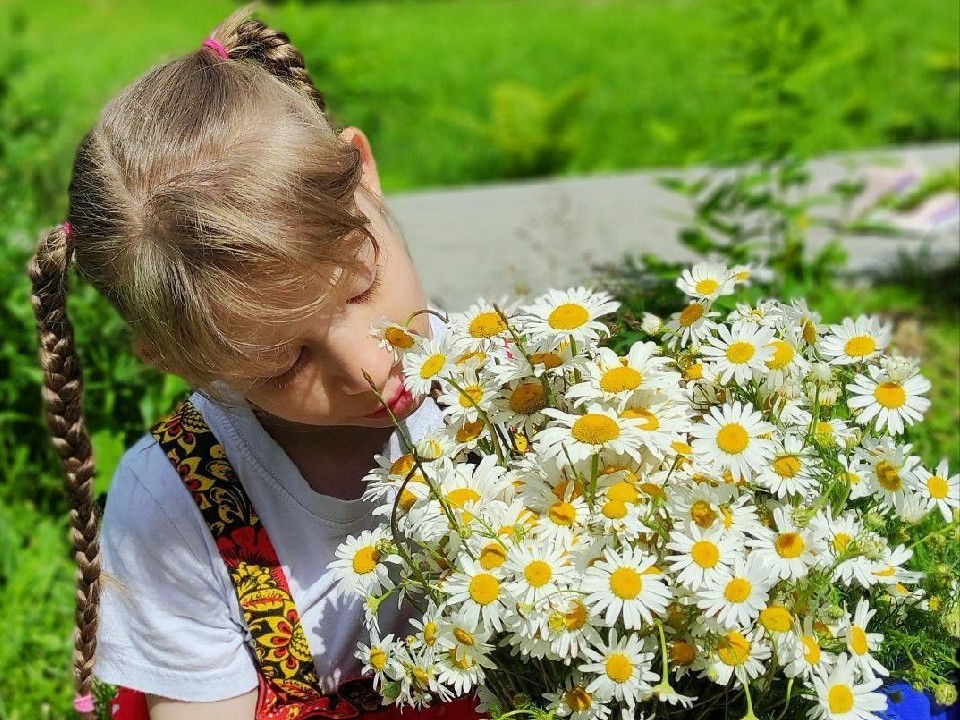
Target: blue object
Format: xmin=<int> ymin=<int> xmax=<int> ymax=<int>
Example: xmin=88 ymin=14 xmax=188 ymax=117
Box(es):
xmin=878 ymin=680 xmax=959 ymax=720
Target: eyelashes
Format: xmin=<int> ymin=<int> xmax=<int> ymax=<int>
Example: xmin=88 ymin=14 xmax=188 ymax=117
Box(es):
xmin=347 ymin=269 xmax=382 ymax=305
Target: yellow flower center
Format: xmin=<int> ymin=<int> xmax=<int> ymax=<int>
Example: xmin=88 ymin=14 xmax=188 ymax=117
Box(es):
xmin=802 ymin=635 xmax=821 ymax=664
xmin=454 ymin=627 xmax=475 ymax=646
xmin=469 ymin=311 xmax=507 ymax=338
xmin=608 ymin=481 xmax=639 ymax=503
xmin=679 ymin=303 xmax=705 ymax=327
xmin=828 ymin=685 xmax=854 ymax=714
xmin=775 ymin=532 xmax=805 ymax=559
xmin=423 ymin=621 xmax=437 ymax=645
xmin=531 ymin=351 xmax=563 ymax=369
xmin=602 ymin=499 xmax=628 ymax=519
xmin=845 ymin=335 xmax=876 ymax=358
xmin=833 ymin=533 xmax=852 ymax=553
xmin=553 ymin=479 xmax=583 ymax=500
xmin=456 ymin=419 xmax=486 ymax=443
xmin=447 ymin=488 xmax=481 ymax=508
xmin=468 ymin=573 xmax=500 ymax=605
xmin=671 ymin=641 xmax=696 ymax=666
xmin=549 ymin=501 xmax=577 ymax=526
xmin=509 ymin=382 xmax=546 ymax=414
xmin=458 ymin=384 xmax=485 ymax=408
xmin=524 ymin=560 xmax=553 ymax=588
xmin=726 ymin=341 xmax=755 ymax=364
xmin=600 ymin=366 xmax=643 ymax=393
xmin=874 ymin=381 xmax=906 ymax=409
xmin=565 ymin=600 xmax=588 ymax=630
xmin=390 ymin=454 xmax=416 ymax=476
xmin=724 ymin=577 xmax=753 ymax=603
xmin=850 ymin=626 xmax=869 ymax=656
xmin=571 ymin=414 xmax=620 ymax=444
xmin=456 ymin=350 xmax=487 ymax=366
xmin=384 ymin=326 xmax=415 ymax=349
xmin=622 ymin=407 xmax=659 ymax=431
xmin=353 ymin=546 xmax=379 ymax=574
xmin=717 ymin=631 xmax=750 ymax=666
xmin=802 ymin=319 xmax=818 ymax=345
xmin=759 ymin=606 xmax=792 ymax=633
xmin=398 ymin=489 xmax=417 ymax=512
xmin=609 ymin=567 xmax=643 ymax=599
xmin=691 ymin=500 xmax=718 ymax=529
xmin=411 ymin=667 xmax=432 ymax=688
xmin=927 ymin=475 xmax=949 ymax=499
xmin=684 ymin=362 xmax=704 ymax=380
xmin=717 ymin=423 xmax=749 ymax=454
xmin=370 ymin=647 xmax=388 ymax=671
xmin=876 ymin=461 xmax=902 ymax=491
xmin=548 ymin=303 xmax=590 ymax=330
xmin=480 ymin=542 xmax=507 ymax=570
xmin=767 ymin=340 xmax=795 ymax=370
xmin=691 ymin=540 xmax=720 ymax=568
xmin=843 ymin=471 xmax=861 ymax=486
xmin=773 ymin=455 xmax=802 ymax=478
xmin=565 ymin=686 xmax=592 ymax=711
xmin=605 ymin=653 xmax=634 ymax=683
xmin=695 ymin=278 xmax=720 ymax=295
xmin=419 ymin=353 xmax=446 ymax=379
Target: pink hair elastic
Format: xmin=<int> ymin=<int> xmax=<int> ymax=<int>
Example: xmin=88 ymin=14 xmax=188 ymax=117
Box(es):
xmin=202 ymin=38 xmax=229 ymax=60
xmin=62 ymin=221 xmax=74 ymax=245
xmin=73 ymin=693 xmax=95 ymax=713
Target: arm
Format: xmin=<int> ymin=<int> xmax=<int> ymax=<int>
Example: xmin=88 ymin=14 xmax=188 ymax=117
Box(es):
xmin=147 ymin=690 xmax=258 ymax=720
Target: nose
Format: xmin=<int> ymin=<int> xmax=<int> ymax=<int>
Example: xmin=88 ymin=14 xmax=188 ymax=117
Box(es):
xmin=324 ymin=331 xmax=395 ymax=397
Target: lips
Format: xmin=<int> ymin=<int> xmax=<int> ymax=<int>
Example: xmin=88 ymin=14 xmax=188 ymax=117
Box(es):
xmin=364 ymin=383 xmax=414 ymax=419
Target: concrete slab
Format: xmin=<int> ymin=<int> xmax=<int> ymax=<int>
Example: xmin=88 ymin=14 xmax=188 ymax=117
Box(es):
xmin=387 ymin=144 xmax=960 ymax=311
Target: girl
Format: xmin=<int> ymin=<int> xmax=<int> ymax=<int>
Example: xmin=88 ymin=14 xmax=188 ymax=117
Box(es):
xmin=30 ymin=7 xmax=482 ymax=720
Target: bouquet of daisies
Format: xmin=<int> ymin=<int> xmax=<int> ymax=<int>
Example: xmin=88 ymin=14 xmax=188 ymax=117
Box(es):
xmin=331 ymin=263 xmax=959 ymax=720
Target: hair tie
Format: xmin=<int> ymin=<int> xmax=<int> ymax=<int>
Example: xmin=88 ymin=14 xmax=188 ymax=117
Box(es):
xmin=202 ymin=38 xmax=229 ymax=60
xmin=73 ymin=694 xmax=95 ymax=713
xmin=62 ymin=221 xmax=74 ymax=245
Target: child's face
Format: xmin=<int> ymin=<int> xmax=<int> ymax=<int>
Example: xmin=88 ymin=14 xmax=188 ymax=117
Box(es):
xmin=233 ymin=129 xmax=432 ymax=429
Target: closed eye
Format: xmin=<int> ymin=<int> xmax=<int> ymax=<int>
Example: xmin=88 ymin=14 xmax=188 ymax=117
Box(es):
xmin=347 ymin=269 xmax=382 ymax=305
xmin=268 ymin=347 xmax=308 ymax=389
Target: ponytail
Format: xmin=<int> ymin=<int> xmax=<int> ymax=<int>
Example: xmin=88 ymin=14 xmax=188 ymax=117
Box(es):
xmin=29 ymin=224 xmax=100 ymax=719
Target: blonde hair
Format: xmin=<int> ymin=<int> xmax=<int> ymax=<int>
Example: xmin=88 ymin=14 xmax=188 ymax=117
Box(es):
xmin=29 ymin=4 xmax=379 ymax=705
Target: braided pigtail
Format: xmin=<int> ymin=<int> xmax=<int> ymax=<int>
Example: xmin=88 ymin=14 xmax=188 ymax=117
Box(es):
xmin=208 ymin=5 xmax=328 ymax=113
xmin=29 ymin=224 xmax=100 ymax=719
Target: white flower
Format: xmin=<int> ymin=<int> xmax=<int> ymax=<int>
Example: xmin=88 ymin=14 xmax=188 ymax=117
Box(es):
xmin=847 ymin=364 xmax=931 ymax=435
xmin=402 ymin=336 xmax=457 ymax=397
xmin=696 ymin=554 xmax=772 ymax=628
xmin=641 ymin=312 xmax=663 ymax=335
xmin=689 ymin=401 xmax=775 ymax=482
xmin=442 ymin=557 xmax=508 ymax=632
xmin=860 ymin=437 xmax=923 ymax=518
xmin=522 ymin=287 xmax=619 ymax=348
xmin=536 ymin=405 xmax=645 ymax=466
xmin=841 ymin=598 xmax=888 ymax=679
xmin=567 ymin=343 xmax=674 ymax=411
xmin=370 ymin=317 xmax=421 ymax=359
xmin=809 ymin=653 xmax=887 ymax=720
xmin=543 ymin=672 xmax=612 ymax=720
xmin=579 ymin=628 xmax=658 ymax=710
xmin=356 ymin=630 xmax=405 ymax=690
xmin=582 ymin=545 xmax=671 ymax=629
xmin=754 ymin=433 xmax=821 ymax=500
xmin=447 ymin=300 xmax=513 ymax=350
xmin=676 ymin=262 xmax=737 ymax=300
xmin=783 ymin=616 xmax=837 ymax=680
xmin=330 ymin=528 xmax=399 ymax=599
xmin=701 ymin=321 xmax=776 ymax=385
xmin=820 ymin=315 xmax=891 ymax=365
xmin=437 ymin=369 xmax=497 ymax=424
xmin=665 ymin=300 xmax=720 ymax=349
xmin=665 ymin=524 xmax=738 ymax=589
xmin=748 ymin=505 xmax=821 ymax=582
xmin=916 ymin=459 xmax=959 ymax=522
xmin=699 ymin=627 xmax=771 ymax=686
xmin=504 ymin=540 xmax=576 ymax=607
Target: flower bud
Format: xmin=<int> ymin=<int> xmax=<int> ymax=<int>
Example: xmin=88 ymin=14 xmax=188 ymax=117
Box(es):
xmin=809 ymin=362 xmax=832 ymax=384
xmin=641 ymin=312 xmax=663 ymax=335
xmin=934 ymin=683 xmax=958 ymax=706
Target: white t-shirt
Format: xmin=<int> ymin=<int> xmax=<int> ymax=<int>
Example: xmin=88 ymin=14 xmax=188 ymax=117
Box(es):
xmin=94 ymin=325 xmax=444 ymax=701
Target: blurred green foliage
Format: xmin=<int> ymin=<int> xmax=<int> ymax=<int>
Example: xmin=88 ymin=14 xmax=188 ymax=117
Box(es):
xmin=0 ymin=0 xmax=957 ymax=717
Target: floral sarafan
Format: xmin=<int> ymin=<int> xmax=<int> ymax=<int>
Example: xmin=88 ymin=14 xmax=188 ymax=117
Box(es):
xmin=327 ymin=265 xmax=957 ymax=720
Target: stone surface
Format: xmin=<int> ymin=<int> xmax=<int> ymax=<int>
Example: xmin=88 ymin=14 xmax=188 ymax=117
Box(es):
xmin=387 ymin=143 xmax=960 ymax=311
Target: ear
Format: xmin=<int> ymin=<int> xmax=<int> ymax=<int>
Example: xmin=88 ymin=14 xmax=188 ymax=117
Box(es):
xmin=132 ymin=336 xmax=164 ymax=370
xmin=340 ymin=126 xmax=382 ymax=197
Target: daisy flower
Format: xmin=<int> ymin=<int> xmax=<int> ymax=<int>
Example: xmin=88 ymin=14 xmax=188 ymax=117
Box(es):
xmin=356 ymin=630 xmax=405 ymax=690
xmin=701 ymin=321 xmax=776 ymax=385
xmin=780 ymin=298 xmax=823 ymax=348
xmin=543 ymin=672 xmax=612 ymax=720
xmin=504 ymin=540 xmax=576 ymax=607
xmin=447 ymin=300 xmax=514 ymax=350
xmin=522 ymin=287 xmax=619 ymax=349
xmin=489 ymin=377 xmax=551 ymax=436
xmin=690 ymin=401 xmax=775 ymax=482
xmin=676 ymin=262 xmax=737 ymax=300
xmin=700 ymin=627 xmax=771 ymax=686
xmin=859 ymin=437 xmax=923 ymax=518
xmin=838 ymin=452 xmax=875 ymax=501
xmin=619 ymin=400 xmax=691 ymax=462
xmin=665 ymin=300 xmax=720 ymax=349
xmin=546 ymin=597 xmax=603 ymax=662
xmin=696 ymin=555 xmax=772 ymax=628
xmin=579 ymin=628 xmax=658 ymax=710
xmin=748 ymin=505 xmax=821 ymax=582
xmin=582 ymin=545 xmax=671 ymax=630
xmin=754 ymin=433 xmax=821 ymax=500
xmin=567 ymin=343 xmax=674 ymax=411
xmin=847 ymin=364 xmax=931 ymax=435
xmin=329 ymin=528 xmax=399 ymax=599
xmin=809 ymin=653 xmax=886 ymax=720
xmin=841 ymin=599 xmax=888 ymax=678
xmin=442 ymin=557 xmax=508 ymax=632
xmin=438 ymin=369 xmax=497 ymax=424
xmin=820 ymin=315 xmax=891 ymax=365
xmin=536 ymin=405 xmax=645 ymax=466
xmin=370 ymin=317 xmax=421 ymax=359
xmin=665 ymin=524 xmax=738 ymax=589
xmin=916 ymin=459 xmax=959 ymax=522
xmin=783 ymin=616 xmax=837 ymax=680
xmin=869 ymin=543 xmax=922 ymax=587
xmin=402 ymin=336 xmax=457 ymax=397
